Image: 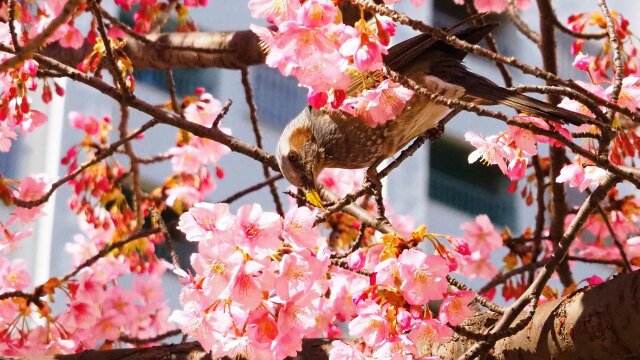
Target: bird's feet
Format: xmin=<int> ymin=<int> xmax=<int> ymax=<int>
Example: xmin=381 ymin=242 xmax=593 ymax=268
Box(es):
xmin=423 ymin=121 xmax=446 ymax=141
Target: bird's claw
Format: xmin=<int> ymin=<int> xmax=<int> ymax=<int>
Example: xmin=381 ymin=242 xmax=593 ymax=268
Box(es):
xmin=424 ymin=121 xmax=446 ymax=141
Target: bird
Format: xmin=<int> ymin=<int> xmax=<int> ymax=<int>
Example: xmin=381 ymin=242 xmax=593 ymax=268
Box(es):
xmin=275 ymin=15 xmax=592 ymax=209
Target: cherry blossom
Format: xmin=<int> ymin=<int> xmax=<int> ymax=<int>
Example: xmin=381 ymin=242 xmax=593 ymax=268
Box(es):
xmin=460 ymin=215 xmax=503 ymax=255
xmin=439 ymin=290 xmax=475 ymax=326
xmin=398 ymin=249 xmax=449 ymax=305
xmin=340 ymin=79 xmax=414 ymax=126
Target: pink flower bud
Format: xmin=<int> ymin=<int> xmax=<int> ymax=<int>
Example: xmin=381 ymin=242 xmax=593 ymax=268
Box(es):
xmin=396 ymin=308 xmax=412 ymax=331
xmin=586 ymin=275 xmax=604 ymax=286
xmin=307 ymin=90 xmax=328 ymax=109
xmin=449 ymin=237 xmax=470 ymax=256
xmin=348 ymin=249 xmax=366 ymax=271
xmin=572 ymin=53 xmax=593 ymax=71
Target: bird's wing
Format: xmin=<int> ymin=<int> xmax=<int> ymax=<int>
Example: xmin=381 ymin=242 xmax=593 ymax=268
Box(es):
xmin=428 ymin=58 xmax=592 ymax=125
xmin=345 ymin=15 xmax=497 ymax=97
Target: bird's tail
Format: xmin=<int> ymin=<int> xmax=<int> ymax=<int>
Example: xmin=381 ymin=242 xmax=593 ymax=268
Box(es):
xmin=464 ymin=75 xmax=593 ymax=126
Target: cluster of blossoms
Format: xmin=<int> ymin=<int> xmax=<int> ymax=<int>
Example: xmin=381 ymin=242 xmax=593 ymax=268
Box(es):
xmin=170 ymin=200 xmax=482 ymax=359
xmin=249 ymin=0 xmax=532 ymax=126
xmin=569 ymin=12 xmax=638 ymax=82
xmin=0 ymin=174 xmax=53 ymax=253
xmin=570 ymin=193 xmax=640 ymax=267
xmin=249 ymin=0 xmax=415 ymax=126
xmin=0 ymin=212 xmax=174 ymax=355
xmin=464 ymin=75 xmax=640 ymax=191
xmin=164 ymin=88 xmax=231 ymax=210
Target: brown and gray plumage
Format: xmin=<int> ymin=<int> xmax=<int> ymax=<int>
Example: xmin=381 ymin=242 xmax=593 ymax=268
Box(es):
xmin=276 ymin=17 xmax=591 ymax=191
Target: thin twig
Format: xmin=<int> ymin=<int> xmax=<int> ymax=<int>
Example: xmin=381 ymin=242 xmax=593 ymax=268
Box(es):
xmin=151 ymin=209 xmax=182 ymax=271
xmin=507 ymin=0 xmax=541 ymax=46
xmin=241 ymin=67 xmax=284 ymax=217
xmin=597 ymin=0 xmax=624 ymax=152
xmin=63 ymin=228 xmax=162 ymax=282
xmin=464 ymin=0 xmax=513 ymax=87
xmin=166 ymin=69 xmax=182 ymax=115
xmin=7 ymin=0 xmax=21 ymax=51
xmin=592 ymin=201 xmax=633 ymax=272
xmin=218 ymin=174 xmax=284 ymax=204
xmin=529 ymin=155 xmax=546 ymax=285
xmin=448 ymin=275 xmax=504 ymax=314
xmin=13 ymin=118 xmax=159 ymax=208
xmin=552 ymin=12 xmax=608 ymax=40
xmin=567 ymin=255 xmax=624 ymax=266
xmin=332 ymin=223 xmax=368 ymax=259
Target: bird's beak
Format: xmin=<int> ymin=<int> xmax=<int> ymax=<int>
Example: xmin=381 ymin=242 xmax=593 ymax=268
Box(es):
xmin=305 ymin=188 xmax=324 ymax=209
xmin=302 ymin=176 xmax=324 ymax=209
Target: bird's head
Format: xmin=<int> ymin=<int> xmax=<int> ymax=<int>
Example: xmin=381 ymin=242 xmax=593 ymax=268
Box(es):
xmin=276 ymin=112 xmax=325 ymax=206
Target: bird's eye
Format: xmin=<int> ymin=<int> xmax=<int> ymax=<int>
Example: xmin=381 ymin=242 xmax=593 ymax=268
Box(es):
xmin=287 ymin=151 xmax=302 ymax=167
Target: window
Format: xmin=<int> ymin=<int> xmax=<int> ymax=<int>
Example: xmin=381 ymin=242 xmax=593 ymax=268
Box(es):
xmin=428 ymin=137 xmax=516 ymax=227
xmin=250 ymin=65 xmax=307 ymax=129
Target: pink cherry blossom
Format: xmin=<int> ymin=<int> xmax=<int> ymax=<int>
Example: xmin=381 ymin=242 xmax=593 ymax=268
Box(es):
xmin=236 ymin=204 xmax=283 ymax=258
xmin=68 ymin=111 xmax=104 ymax=136
xmin=317 ymin=168 xmax=365 ymax=197
xmin=248 ymin=0 xmax=300 ymax=25
xmin=168 ymin=145 xmax=207 ymax=174
xmin=348 ymin=300 xmax=390 ymax=347
xmin=12 ymin=174 xmax=54 ymax=224
xmin=573 ymin=53 xmax=594 ymax=71
xmin=298 ymin=0 xmax=337 ymax=28
xmin=227 ymin=260 xmax=269 ymax=310
xmin=340 ymin=79 xmax=414 ymax=126
xmin=470 ymin=0 xmax=508 ymax=12
xmin=465 ymin=131 xmax=512 ymax=174
xmin=275 ymin=250 xmax=325 ymax=300
xmin=281 ymin=206 xmax=321 ymax=249
xmin=58 ymin=24 xmax=84 ymax=49
xmin=329 ymin=340 xmax=368 ymax=360
xmin=439 ymin=290 xmax=475 ymax=326
xmin=0 ymin=258 xmax=30 ymax=291
xmin=606 ymin=76 xmax=640 ymax=111
xmin=246 ymin=308 xmax=279 ymax=344
xmin=372 ymin=335 xmax=417 ymax=360
xmin=374 ymin=257 xmax=401 ymax=287
xmin=408 ymin=319 xmax=453 ymax=357
xmin=165 ymin=185 xmax=203 ymax=207
xmin=183 ymin=92 xmax=223 ymax=127
xmin=277 ymin=291 xmax=318 ymax=335
xmin=188 ymin=134 xmax=231 ymax=165
xmin=398 ymin=249 xmax=449 ymax=305
xmin=460 ymin=215 xmax=503 ymax=255
xmin=271 ymin=330 xmax=304 ymax=359
xmin=556 ymin=163 xmax=607 ymax=191
xmin=177 ymin=202 xmax=237 ymax=242
xmin=0 ymin=124 xmax=17 ymax=152
xmin=457 ymin=250 xmax=498 ymax=280
xmin=339 ymin=28 xmax=386 ymax=72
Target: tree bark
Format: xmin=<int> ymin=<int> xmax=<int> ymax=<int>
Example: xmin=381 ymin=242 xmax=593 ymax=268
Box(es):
xmin=40 ymin=29 xmax=266 ymax=70
xmin=11 ymin=270 xmax=640 ymax=360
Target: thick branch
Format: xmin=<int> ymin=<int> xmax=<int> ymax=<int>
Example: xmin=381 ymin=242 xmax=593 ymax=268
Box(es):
xmin=39 ymin=29 xmax=266 ymax=70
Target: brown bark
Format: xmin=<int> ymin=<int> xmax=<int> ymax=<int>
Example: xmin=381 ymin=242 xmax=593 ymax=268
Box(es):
xmin=40 ymin=29 xmax=266 ymax=70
